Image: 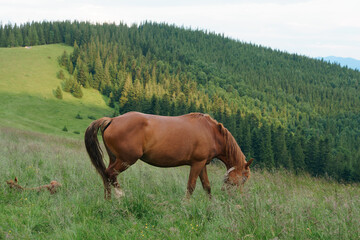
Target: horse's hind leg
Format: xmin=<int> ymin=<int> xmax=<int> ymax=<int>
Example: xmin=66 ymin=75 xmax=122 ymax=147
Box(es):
xmin=105 ymin=156 xmax=137 ymax=199
xmin=101 ymin=145 xmax=116 ymax=200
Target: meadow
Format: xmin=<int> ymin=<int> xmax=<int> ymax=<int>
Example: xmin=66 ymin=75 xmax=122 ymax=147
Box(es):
xmin=1 ymin=127 xmax=359 ymax=239
xmin=0 ymin=44 xmax=113 ymax=137
xmin=1 ymin=44 xmax=359 ymax=239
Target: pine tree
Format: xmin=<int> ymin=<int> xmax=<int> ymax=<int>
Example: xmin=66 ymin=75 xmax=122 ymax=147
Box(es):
xmin=68 ymin=61 xmax=74 ymax=74
xmin=63 ymin=77 xmax=75 ymax=92
xmin=240 ymin=117 xmax=252 ymax=158
xmin=71 ymin=81 xmax=83 ymax=98
xmin=251 ymin=128 xmax=262 ymax=168
xmin=128 ymin=79 xmax=144 ymax=112
xmin=176 ymin=93 xmax=188 ymax=115
xmin=160 ymin=93 xmax=171 ymax=116
xmin=59 ymin=51 xmax=69 ymax=67
xmin=76 ymin=63 xmax=88 ymax=87
xmin=55 ymin=86 xmax=63 ymax=99
xmin=93 ymin=53 xmax=104 ymax=89
xmin=258 ymin=122 xmax=275 ymax=169
xmin=14 ymin=26 xmax=23 ymax=46
xmin=305 ymin=136 xmax=319 ymax=176
xmin=317 ymin=137 xmax=331 ymax=176
xmin=272 ymin=126 xmax=290 ymax=168
xmin=119 ymin=74 xmax=133 ymax=109
xmin=291 ymin=136 xmax=305 ymax=174
xmin=57 ymin=70 xmax=65 ymax=80
xmin=70 ymin=41 xmax=80 ymax=67
xmin=0 ymin=26 xmax=6 ymax=47
xmin=150 ymin=94 xmax=161 ymax=115
xmin=29 ymin=25 xmax=39 ymax=45
xmin=7 ymin=30 xmax=15 ymax=47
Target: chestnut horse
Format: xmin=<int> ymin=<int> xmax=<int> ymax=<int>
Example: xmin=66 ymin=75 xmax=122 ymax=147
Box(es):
xmin=85 ymin=112 xmax=253 ymax=199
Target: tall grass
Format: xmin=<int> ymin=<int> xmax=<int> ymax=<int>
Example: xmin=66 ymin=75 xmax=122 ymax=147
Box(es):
xmin=1 ymin=127 xmax=359 ymax=239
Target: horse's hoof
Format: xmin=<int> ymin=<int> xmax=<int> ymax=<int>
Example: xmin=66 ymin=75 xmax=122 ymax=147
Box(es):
xmin=114 ymin=188 xmax=125 ymax=198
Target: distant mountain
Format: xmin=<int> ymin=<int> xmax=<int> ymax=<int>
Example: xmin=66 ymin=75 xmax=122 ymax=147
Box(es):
xmin=319 ymin=56 xmax=360 ymax=70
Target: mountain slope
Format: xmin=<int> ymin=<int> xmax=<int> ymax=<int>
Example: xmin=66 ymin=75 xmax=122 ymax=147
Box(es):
xmin=0 ymin=44 xmax=112 ymax=136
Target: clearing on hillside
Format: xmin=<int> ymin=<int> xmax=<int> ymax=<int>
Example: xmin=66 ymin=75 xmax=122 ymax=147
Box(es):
xmin=0 ymin=44 xmax=112 ymax=137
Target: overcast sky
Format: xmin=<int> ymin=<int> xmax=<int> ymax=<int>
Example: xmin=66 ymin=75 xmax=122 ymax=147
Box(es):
xmin=1 ymin=0 xmax=359 ymax=59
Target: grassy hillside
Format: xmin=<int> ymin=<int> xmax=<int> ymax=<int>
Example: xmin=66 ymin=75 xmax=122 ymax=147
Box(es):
xmin=1 ymin=127 xmax=359 ymax=239
xmin=0 ymin=44 xmax=113 ymax=137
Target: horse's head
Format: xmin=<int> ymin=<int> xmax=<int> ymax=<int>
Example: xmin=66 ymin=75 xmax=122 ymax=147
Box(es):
xmin=224 ymin=158 xmax=253 ymax=189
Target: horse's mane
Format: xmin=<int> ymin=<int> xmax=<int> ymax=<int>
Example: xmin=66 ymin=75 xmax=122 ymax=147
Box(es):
xmin=187 ymin=112 xmax=212 ymax=119
xmin=187 ymin=113 xmax=246 ymax=169
xmin=218 ymin=122 xmax=246 ymax=169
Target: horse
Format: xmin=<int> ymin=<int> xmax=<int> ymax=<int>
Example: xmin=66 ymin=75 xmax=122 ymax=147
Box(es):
xmin=84 ymin=112 xmax=253 ymax=199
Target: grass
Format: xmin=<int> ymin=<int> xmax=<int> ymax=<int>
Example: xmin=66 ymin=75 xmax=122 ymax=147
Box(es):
xmin=0 ymin=44 xmax=113 ymax=138
xmin=1 ymin=127 xmax=359 ymax=239
xmin=0 ymin=44 xmax=359 ymax=239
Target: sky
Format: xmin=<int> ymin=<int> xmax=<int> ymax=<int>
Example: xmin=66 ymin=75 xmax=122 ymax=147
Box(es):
xmin=1 ymin=0 xmax=359 ymax=60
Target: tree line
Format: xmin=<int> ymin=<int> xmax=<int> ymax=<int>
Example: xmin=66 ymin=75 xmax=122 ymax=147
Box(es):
xmin=1 ymin=21 xmax=359 ymax=182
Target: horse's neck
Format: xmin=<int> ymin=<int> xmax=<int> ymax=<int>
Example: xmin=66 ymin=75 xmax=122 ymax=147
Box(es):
xmin=212 ymin=120 xmax=245 ymax=170
xmin=218 ymin=141 xmax=245 ymax=171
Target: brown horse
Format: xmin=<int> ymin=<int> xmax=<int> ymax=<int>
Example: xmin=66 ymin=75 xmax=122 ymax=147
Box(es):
xmin=85 ymin=112 xmax=253 ymax=199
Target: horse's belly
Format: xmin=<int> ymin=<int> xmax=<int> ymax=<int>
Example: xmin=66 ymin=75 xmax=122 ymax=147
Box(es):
xmin=140 ymin=152 xmax=191 ymax=167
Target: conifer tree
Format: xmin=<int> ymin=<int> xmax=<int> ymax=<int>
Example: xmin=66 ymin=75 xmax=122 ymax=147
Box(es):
xmin=272 ymin=126 xmax=290 ymax=168
xmin=71 ymin=81 xmax=83 ymax=98
xmin=59 ymin=51 xmax=69 ymax=67
xmin=240 ymin=117 xmax=252 ymax=158
xmin=55 ymin=86 xmax=63 ymax=99
xmin=14 ymin=26 xmax=23 ymax=46
xmin=305 ymin=136 xmax=319 ymax=176
xmin=29 ymin=25 xmax=39 ymax=45
xmin=76 ymin=63 xmax=88 ymax=87
xmin=150 ymin=94 xmax=161 ymax=115
xmin=255 ymin=122 xmax=275 ymax=169
xmin=7 ymin=30 xmax=15 ymax=47
xmin=119 ymin=74 xmax=133 ymax=109
xmin=291 ymin=136 xmax=305 ymax=174
xmin=317 ymin=137 xmax=331 ymax=176
xmin=161 ymin=93 xmax=171 ymax=116
xmin=93 ymin=53 xmax=104 ymax=89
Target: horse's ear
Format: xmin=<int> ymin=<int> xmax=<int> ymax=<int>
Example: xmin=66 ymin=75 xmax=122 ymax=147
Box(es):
xmin=14 ymin=177 xmax=18 ymax=183
xmin=218 ymin=123 xmax=225 ymax=134
xmin=245 ymin=158 xmax=254 ymax=168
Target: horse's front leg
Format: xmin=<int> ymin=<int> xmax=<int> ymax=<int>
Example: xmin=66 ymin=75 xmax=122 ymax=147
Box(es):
xmin=199 ymin=165 xmax=212 ymax=199
xmin=186 ymin=161 xmax=207 ymax=199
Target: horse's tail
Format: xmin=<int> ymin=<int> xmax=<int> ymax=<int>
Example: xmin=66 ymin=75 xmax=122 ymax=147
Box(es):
xmin=84 ymin=117 xmax=112 ymax=180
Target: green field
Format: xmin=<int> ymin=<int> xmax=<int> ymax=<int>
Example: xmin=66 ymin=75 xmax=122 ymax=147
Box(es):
xmin=0 ymin=45 xmax=359 ymax=239
xmin=1 ymin=127 xmax=359 ymax=239
xmin=0 ymin=44 xmax=113 ymax=137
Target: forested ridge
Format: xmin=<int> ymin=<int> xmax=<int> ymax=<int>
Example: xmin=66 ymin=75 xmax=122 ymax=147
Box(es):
xmin=1 ymin=21 xmax=359 ymax=182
